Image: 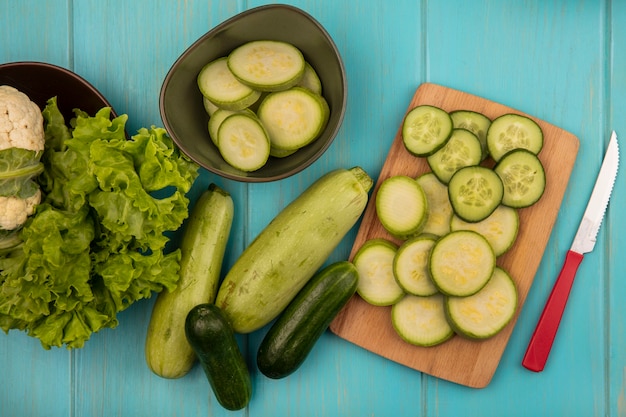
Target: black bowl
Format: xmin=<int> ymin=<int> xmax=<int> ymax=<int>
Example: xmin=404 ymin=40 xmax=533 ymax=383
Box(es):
xmin=0 ymin=61 xmax=117 ymax=121
xmin=159 ymin=4 xmax=347 ymax=182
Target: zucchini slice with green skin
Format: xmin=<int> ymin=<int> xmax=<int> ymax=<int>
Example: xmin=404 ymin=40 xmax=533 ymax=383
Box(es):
xmin=208 ymin=108 xmax=255 ymax=147
xmin=217 ymin=113 xmax=270 ymax=172
xmin=392 ymin=294 xmax=454 ymax=347
xmin=197 ymin=57 xmax=261 ymax=111
xmin=376 ymin=175 xmax=428 ymax=239
xmin=297 ymin=62 xmax=323 ymax=95
xmin=215 ymin=167 xmax=373 ymax=333
xmin=185 ymin=304 xmax=252 ymax=411
xmin=393 ymin=235 xmax=439 ymax=296
xmin=429 ymin=230 xmax=496 ymax=296
xmin=449 ymin=110 xmax=491 ymax=160
xmin=445 ymin=267 xmax=518 ymax=339
xmin=258 ymin=87 xmax=330 ymax=151
xmin=486 ymin=113 xmax=544 ymax=161
xmin=450 ymin=205 xmax=519 ymax=257
xmin=416 ymin=172 xmax=453 ymax=237
xmin=353 ymin=238 xmax=405 ymax=306
xmin=227 ymin=40 xmax=305 ymax=92
xmin=402 ymin=105 xmax=453 ymax=157
xmin=145 ymin=184 xmax=234 ymax=379
xmin=447 ymin=165 xmax=504 ymax=223
xmin=257 ymin=261 xmax=358 ymax=379
xmin=427 ymin=128 xmax=483 ymax=184
xmin=494 ymin=149 xmax=546 ymax=208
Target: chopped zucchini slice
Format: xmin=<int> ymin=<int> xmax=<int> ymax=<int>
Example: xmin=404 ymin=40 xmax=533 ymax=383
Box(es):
xmin=402 ymin=105 xmax=453 ymax=157
xmin=448 ymin=166 xmax=504 ymax=223
xmin=494 ymin=149 xmax=546 ymax=208
xmin=393 ymin=235 xmax=438 ymax=296
xmin=297 ymin=62 xmax=323 ymax=95
xmin=197 ymin=57 xmax=261 ymax=111
xmin=227 ymin=40 xmax=305 ymax=92
xmin=427 ymin=128 xmax=483 ymax=184
xmin=445 ymin=267 xmax=518 ymax=339
xmin=258 ymin=87 xmax=329 ymax=151
xmin=217 ymin=113 xmax=270 ymax=172
xmin=353 ymin=238 xmax=404 ymax=306
xmin=449 ymin=110 xmax=491 ymax=160
xmin=429 ymin=230 xmax=496 ymax=297
xmin=208 ymin=108 xmax=255 ymax=147
xmin=486 ymin=113 xmax=543 ymax=161
xmin=450 ymin=205 xmax=519 ymax=257
xmin=416 ymin=172 xmax=453 ymax=237
xmin=376 ymin=175 xmax=428 ymax=240
xmin=392 ymin=294 xmax=454 ymax=347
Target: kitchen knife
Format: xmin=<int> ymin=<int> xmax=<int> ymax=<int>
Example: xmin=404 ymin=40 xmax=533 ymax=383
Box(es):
xmin=522 ymin=130 xmax=619 ymax=372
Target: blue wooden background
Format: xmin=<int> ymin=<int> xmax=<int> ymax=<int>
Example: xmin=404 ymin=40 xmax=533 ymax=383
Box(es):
xmin=1 ymin=0 xmax=625 ymax=416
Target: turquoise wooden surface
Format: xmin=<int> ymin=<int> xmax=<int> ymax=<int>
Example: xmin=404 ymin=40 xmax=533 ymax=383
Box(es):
xmin=1 ymin=0 xmax=624 ymax=416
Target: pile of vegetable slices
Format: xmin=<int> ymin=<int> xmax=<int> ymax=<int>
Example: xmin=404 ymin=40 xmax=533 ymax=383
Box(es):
xmin=354 ymin=105 xmax=546 ymax=346
xmin=198 ymin=40 xmax=330 ymax=172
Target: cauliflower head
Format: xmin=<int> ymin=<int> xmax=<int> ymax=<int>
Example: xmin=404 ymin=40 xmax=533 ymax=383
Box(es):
xmin=0 ymin=189 xmax=42 ymax=231
xmin=0 ymin=85 xmax=45 ymax=152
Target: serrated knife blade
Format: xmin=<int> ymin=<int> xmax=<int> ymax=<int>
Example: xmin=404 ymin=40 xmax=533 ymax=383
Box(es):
xmin=522 ymin=130 xmax=619 ymax=372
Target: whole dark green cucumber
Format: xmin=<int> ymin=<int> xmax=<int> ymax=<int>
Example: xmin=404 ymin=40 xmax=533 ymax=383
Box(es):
xmin=257 ymin=261 xmax=359 ymax=379
xmin=185 ymin=303 xmax=251 ymax=411
xmin=215 ymin=167 xmax=372 ymax=333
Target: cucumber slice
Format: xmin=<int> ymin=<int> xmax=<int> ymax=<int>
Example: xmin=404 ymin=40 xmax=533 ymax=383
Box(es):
xmin=217 ymin=113 xmax=270 ymax=172
xmin=227 ymin=40 xmax=305 ymax=92
xmin=402 ymin=105 xmax=453 ymax=157
xmin=197 ymin=57 xmax=261 ymax=111
xmin=445 ymin=267 xmax=518 ymax=339
xmin=297 ymin=62 xmax=322 ymax=95
xmin=449 ymin=110 xmax=491 ymax=160
xmin=392 ymin=294 xmax=454 ymax=347
xmin=258 ymin=87 xmax=330 ymax=151
xmin=375 ymin=175 xmax=428 ymax=239
xmin=494 ymin=149 xmax=546 ymax=208
xmin=486 ymin=113 xmax=544 ymax=161
xmin=415 ymin=172 xmax=453 ymax=237
xmin=429 ymin=230 xmax=496 ymax=296
xmin=448 ymin=166 xmax=504 ymax=223
xmin=450 ymin=205 xmax=519 ymax=256
xmin=427 ymin=128 xmax=483 ymax=184
xmin=353 ymin=238 xmax=404 ymax=306
xmin=393 ymin=235 xmax=439 ymax=296
xmin=208 ymin=108 xmax=255 ymax=147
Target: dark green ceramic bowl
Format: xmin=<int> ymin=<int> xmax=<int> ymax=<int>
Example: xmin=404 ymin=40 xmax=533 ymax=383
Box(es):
xmin=159 ymin=4 xmax=347 ymax=182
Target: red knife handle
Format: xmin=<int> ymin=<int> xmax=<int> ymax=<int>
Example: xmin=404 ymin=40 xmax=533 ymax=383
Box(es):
xmin=522 ymin=250 xmax=584 ymax=372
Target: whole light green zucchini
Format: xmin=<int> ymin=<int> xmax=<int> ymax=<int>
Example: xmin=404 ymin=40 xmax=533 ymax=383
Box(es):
xmin=215 ymin=167 xmax=372 ymax=333
xmin=257 ymin=261 xmax=359 ymax=379
xmin=145 ymin=183 xmax=234 ymax=379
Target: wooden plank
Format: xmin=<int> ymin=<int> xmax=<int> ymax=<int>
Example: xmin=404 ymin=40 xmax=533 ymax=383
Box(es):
xmin=330 ymin=82 xmax=580 ymax=388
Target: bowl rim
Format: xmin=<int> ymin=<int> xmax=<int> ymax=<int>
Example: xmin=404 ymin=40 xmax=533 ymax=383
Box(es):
xmin=159 ymin=3 xmax=347 ymax=182
xmin=0 ymin=61 xmax=118 ymax=117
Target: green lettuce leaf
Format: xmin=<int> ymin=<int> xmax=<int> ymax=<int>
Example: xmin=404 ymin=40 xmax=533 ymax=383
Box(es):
xmin=0 ymin=98 xmax=199 ymax=349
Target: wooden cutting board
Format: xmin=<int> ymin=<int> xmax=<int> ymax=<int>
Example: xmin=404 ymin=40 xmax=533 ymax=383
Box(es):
xmin=329 ymin=82 xmax=580 ymax=388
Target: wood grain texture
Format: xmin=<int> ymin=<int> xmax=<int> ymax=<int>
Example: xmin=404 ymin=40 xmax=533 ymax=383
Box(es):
xmin=330 ymin=82 xmax=580 ymax=388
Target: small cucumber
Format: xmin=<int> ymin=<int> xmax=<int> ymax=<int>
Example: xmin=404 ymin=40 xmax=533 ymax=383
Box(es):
xmin=215 ymin=167 xmax=373 ymax=333
xmin=257 ymin=261 xmax=359 ymax=379
xmin=486 ymin=113 xmax=544 ymax=161
xmin=449 ymin=110 xmax=491 ymax=160
xmin=145 ymin=184 xmax=234 ymax=379
xmin=447 ymin=165 xmax=504 ymax=223
xmin=494 ymin=149 xmax=546 ymax=208
xmin=185 ymin=304 xmax=252 ymax=411
xmin=427 ymin=128 xmax=483 ymax=184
